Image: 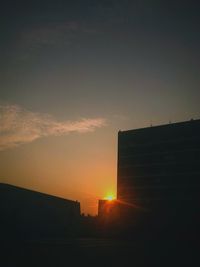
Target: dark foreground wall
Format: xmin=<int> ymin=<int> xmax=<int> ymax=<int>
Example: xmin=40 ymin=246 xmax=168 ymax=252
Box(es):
xmin=117 ymin=119 xmax=200 ymax=237
xmin=0 ymin=183 xmax=80 ymax=240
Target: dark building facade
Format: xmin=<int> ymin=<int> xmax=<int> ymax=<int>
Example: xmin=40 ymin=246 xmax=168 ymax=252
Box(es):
xmin=117 ymin=119 xmax=200 ymax=231
xmin=0 ymin=183 xmax=80 ymax=240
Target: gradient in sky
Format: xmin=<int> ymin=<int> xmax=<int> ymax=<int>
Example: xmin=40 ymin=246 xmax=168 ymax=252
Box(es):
xmin=0 ymin=0 xmax=200 ymax=214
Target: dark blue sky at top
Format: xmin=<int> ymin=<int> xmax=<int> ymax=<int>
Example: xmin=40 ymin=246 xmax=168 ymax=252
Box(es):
xmin=1 ymin=0 xmax=200 ymax=121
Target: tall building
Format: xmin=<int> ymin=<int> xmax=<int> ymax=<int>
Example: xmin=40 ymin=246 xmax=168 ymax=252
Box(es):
xmin=117 ymin=119 xmax=200 ymax=228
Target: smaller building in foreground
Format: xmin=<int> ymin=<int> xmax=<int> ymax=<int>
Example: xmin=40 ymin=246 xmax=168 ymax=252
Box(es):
xmin=0 ymin=183 xmax=80 ymax=240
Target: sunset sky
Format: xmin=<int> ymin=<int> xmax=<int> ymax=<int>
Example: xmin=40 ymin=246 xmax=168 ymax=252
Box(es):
xmin=1 ymin=0 xmax=200 ymax=214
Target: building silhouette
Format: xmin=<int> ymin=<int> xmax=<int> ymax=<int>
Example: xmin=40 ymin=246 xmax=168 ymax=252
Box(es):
xmin=117 ymin=119 xmax=200 ymax=233
xmin=0 ymin=183 xmax=80 ymax=240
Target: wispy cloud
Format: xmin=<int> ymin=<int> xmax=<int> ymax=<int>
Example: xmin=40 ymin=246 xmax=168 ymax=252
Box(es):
xmin=0 ymin=104 xmax=106 ymax=151
xmin=18 ymin=20 xmax=98 ymax=53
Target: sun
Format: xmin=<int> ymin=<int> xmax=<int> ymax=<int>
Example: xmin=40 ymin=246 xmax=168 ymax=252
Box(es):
xmin=104 ymin=194 xmax=115 ymax=201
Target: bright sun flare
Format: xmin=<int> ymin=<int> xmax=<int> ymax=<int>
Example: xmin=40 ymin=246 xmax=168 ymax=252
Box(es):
xmin=104 ymin=195 xmax=115 ymax=201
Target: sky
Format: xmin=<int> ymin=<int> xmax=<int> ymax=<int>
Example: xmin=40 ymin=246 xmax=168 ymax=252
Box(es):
xmin=0 ymin=0 xmax=200 ymax=214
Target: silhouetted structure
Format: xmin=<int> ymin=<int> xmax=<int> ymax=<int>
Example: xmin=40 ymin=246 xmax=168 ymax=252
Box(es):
xmin=0 ymin=183 xmax=80 ymax=240
xmin=98 ymin=199 xmax=118 ymax=218
xmin=117 ymin=119 xmax=200 ymax=236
